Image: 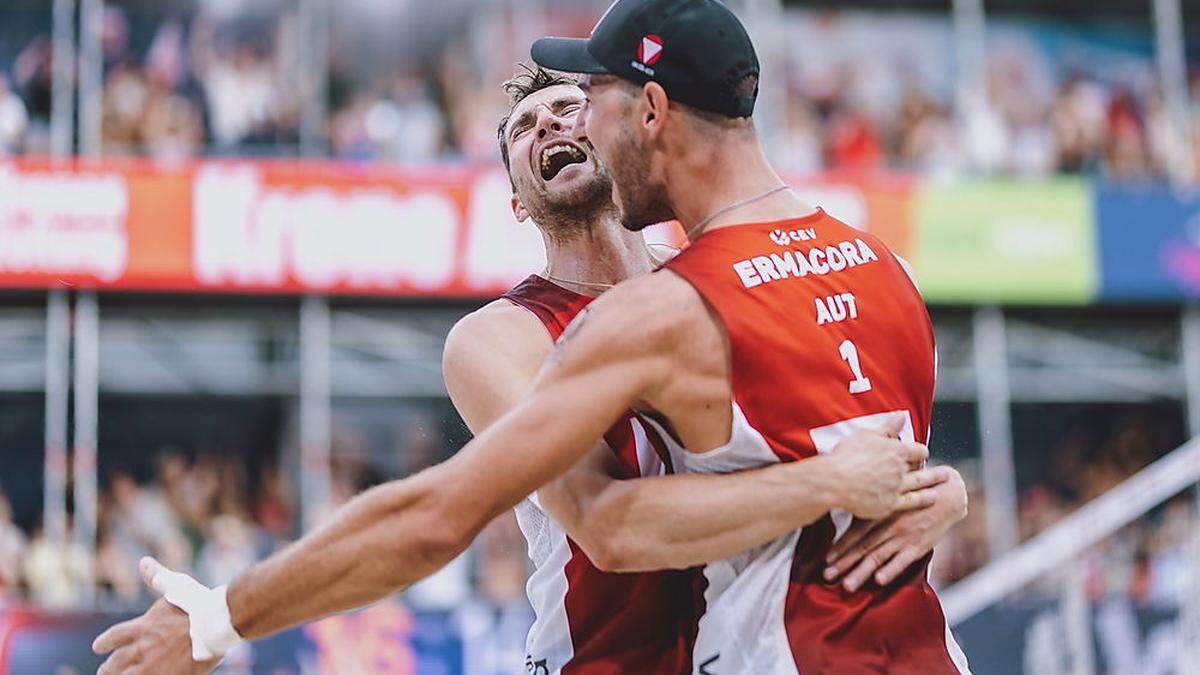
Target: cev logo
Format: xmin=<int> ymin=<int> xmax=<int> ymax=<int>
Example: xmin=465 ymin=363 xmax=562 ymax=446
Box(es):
xmin=769 ymin=227 xmax=818 ymax=246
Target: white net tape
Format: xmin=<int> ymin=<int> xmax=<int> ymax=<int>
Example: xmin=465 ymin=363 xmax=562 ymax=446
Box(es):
xmin=943 ymin=438 xmax=1200 ymax=626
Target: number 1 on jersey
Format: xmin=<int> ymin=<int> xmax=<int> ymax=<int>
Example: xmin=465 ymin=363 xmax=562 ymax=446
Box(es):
xmin=839 ymin=339 xmax=872 ymax=394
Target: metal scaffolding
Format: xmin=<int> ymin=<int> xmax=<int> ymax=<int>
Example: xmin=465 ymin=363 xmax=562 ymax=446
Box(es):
xmin=300 ymin=297 xmax=333 ymax=533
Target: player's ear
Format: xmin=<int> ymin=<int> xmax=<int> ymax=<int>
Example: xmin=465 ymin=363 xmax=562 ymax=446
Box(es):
xmin=642 ymin=82 xmax=669 ymax=136
xmin=511 ymin=193 xmax=531 ymax=223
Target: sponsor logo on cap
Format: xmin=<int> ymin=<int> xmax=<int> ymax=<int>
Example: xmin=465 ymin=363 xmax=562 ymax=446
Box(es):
xmin=638 ymin=34 xmax=664 ymax=66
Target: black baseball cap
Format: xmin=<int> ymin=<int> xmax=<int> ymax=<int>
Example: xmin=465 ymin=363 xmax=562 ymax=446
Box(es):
xmin=531 ymin=0 xmax=759 ymax=119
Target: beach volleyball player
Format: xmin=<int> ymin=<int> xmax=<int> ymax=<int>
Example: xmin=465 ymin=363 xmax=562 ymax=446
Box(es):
xmin=92 ymin=2 xmax=971 ymax=673
xmin=523 ymin=0 xmax=971 ymax=670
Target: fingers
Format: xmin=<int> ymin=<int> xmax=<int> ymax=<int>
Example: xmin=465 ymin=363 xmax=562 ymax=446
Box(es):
xmin=899 ymin=442 xmax=929 ymax=466
xmin=824 ymin=520 xmax=881 ymax=580
xmin=874 ymin=546 xmax=922 ymax=586
xmin=893 ymin=486 xmax=939 ymax=512
xmin=93 ymin=619 xmax=139 ymax=655
xmin=826 ymin=519 xmax=875 ymax=564
xmin=843 ymin=537 xmax=903 ymax=593
xmin=97 ymin=645 xmax=139 ymax=675
xmin=140 ymin=556 xmax=165 ymax=593
xmin=141 ymin=557 xmax=208 ymax=611
xmin=823 ymin=542 xmax=866 ymax=582
xmin=900 ymin=466 xmax=950 ymax=494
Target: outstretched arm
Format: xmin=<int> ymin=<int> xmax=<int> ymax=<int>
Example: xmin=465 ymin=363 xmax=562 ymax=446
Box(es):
xmin=226 ymin=304 xmax=665 ymax=639
xmin=95 ymin=280 xmax=682 ymax=673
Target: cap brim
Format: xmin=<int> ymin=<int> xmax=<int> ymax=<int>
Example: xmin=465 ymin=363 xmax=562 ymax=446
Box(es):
xmin=531 ymin=37 xmax=611 ymax=75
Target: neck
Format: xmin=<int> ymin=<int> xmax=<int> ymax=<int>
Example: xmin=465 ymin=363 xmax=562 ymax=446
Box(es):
xmin=666 ymin=130 xmax=815 ymax=240
xmin=540 ymin=212 xmax=658 ymax=297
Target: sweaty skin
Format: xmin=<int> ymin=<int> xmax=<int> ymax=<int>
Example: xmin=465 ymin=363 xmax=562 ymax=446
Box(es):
xmin=91 ymin=79 xmax=966 ymax=674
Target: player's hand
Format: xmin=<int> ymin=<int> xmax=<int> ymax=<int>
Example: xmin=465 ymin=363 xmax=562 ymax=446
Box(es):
xmin=822 ymin=465 xmax=967 ymax=592
xmin=825 ymin=418 xmax=936 ymax=520
xmin=93 ymin=560 xmax=222 ymax=675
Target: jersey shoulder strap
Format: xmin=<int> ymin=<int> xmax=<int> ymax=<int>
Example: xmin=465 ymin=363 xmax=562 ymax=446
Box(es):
xmin=501 ymin=275 xmax=593 ymax=340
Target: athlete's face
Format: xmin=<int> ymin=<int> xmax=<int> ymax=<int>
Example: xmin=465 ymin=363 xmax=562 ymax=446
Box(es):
xmin=503 ymin=84 xmax=613 ymax=225
xmin=576 ymin=75 xmax=674 ymax=232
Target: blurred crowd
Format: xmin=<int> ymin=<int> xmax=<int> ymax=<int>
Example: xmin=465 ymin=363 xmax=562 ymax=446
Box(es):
xmin=932 ymin=413 xmax=1200 ymax=614
xmin=780 ymin=57 xmax=1200 ymax=181
xmin=0 ymin=443 xmax=531 ymax=629
xmin=1 ymin=412 xmax=1194 ymax=616
xmin=1 ymin=4 xmax=1198 ymax=181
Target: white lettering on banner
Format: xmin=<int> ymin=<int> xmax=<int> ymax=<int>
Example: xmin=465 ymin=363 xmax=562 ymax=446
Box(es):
xmin=732 ymin=238 xmax=879 ymax=289
xmin=0 ymin=165 xmax=129 ymax=281
xmin=815 ymin=293 xmax=858 ymax=326
xmin=462 ymin=171 xmax=547 ymax=288
xmin=192 ymin=166 xmax=459 ymax=291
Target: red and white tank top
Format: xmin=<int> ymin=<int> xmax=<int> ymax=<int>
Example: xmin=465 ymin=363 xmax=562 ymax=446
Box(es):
xmin=501 ymin=275 xmax=699 ymax=675
xmin=652 ymin=210 xmax=971 ymax=674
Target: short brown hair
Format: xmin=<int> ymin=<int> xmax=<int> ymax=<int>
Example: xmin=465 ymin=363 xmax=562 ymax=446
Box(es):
xmin=497 ymin=65 xmax=578 ymax=176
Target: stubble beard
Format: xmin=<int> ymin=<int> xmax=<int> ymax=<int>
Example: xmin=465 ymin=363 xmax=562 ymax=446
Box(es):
xmin=608 ymin=128 xmax=673 ymax=232
xmin=522 ymin=165 xmax=618 ymax=236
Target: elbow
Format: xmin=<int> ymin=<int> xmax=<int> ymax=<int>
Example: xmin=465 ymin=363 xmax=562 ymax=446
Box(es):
xmin=585 ymin=536 xmax=640 ymax=573
xmin=379 ymin=489 xmax=479 ymax=585
xmin=579 ymin=518 xmax=679 ymax=573
xmin=409 ymin=516 xmax=474 ymax=574
xmin=575 ymin=500 xmax=644 ymax=572
xmin=589 ymin=540 xmax=691 ymax=573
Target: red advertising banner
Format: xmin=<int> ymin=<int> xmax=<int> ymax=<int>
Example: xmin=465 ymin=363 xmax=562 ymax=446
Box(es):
xmin=0 ymin=158 xmax=914 ymax=297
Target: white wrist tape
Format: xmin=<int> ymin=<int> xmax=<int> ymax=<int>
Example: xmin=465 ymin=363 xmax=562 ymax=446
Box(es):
xmin=153 ymin=567 xmax=244 ymax=661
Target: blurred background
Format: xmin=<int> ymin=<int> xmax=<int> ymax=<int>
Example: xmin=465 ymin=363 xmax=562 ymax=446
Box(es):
xmin=0 ymin=0 xmax=1198 ymax=673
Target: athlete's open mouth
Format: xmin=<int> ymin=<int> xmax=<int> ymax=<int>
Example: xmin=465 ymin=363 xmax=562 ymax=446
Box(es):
xmin=539 ymin=141 xmax=588 ymax=181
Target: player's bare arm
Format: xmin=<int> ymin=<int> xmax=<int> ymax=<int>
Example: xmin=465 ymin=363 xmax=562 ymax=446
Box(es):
xmin=93 ymin=271 xmax=683 ymax=672
xmin=444 ymin=298 xmax=954 ymax=572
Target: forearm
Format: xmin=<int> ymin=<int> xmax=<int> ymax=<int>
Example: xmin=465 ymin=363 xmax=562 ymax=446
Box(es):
xmin=226 ymin=465 xmax=472 ymax=640
xmin=225 ymin=385 xmax=622 ymax=639
xmin=585 ymin=457 xmax=841 ymax=572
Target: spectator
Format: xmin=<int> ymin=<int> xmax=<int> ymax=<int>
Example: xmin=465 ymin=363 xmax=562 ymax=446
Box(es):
xmin=457 ymin=512 xmax=533 ymax=675
xmin=105 ymin=471 xmax=190 ymax=572
xmin=197 ymin=513 xmax=260 ymax=587
xmin=23 ymin=526 xmax=88 ymax=610
xmin=0 ymin=74 xmax=29 ymax=155
xmin=0 ymin=490 xmax=26 ymax=598
xmin=12 ymin=35 xmax=51 ymax=152
xmin=97 ymin=527 xmax=142 ymax=607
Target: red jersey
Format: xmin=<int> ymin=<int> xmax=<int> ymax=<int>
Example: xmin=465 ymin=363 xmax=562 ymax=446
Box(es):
xmin=502 ymin=275 xmax=699 ymax=675
xmin=646 ymin=211 xmax=970 ymax=674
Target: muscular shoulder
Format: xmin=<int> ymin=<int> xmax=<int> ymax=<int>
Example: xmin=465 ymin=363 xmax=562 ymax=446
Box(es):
xmin=444 ymin=299 xmax=553 ymax=378
xmin=443 ymin=300 xmax=557 ymax=433
xmin=543 ymin=271 xmax=719 ymax=410
xmin=572 ymin=270 xmax=709 ymax=356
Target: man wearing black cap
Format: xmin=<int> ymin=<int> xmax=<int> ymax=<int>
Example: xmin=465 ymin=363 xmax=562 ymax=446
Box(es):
xmin=525 ymin=1 xmax=972 ymax=672
xmin=91 ymin=2 xmax=970 ymax=672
